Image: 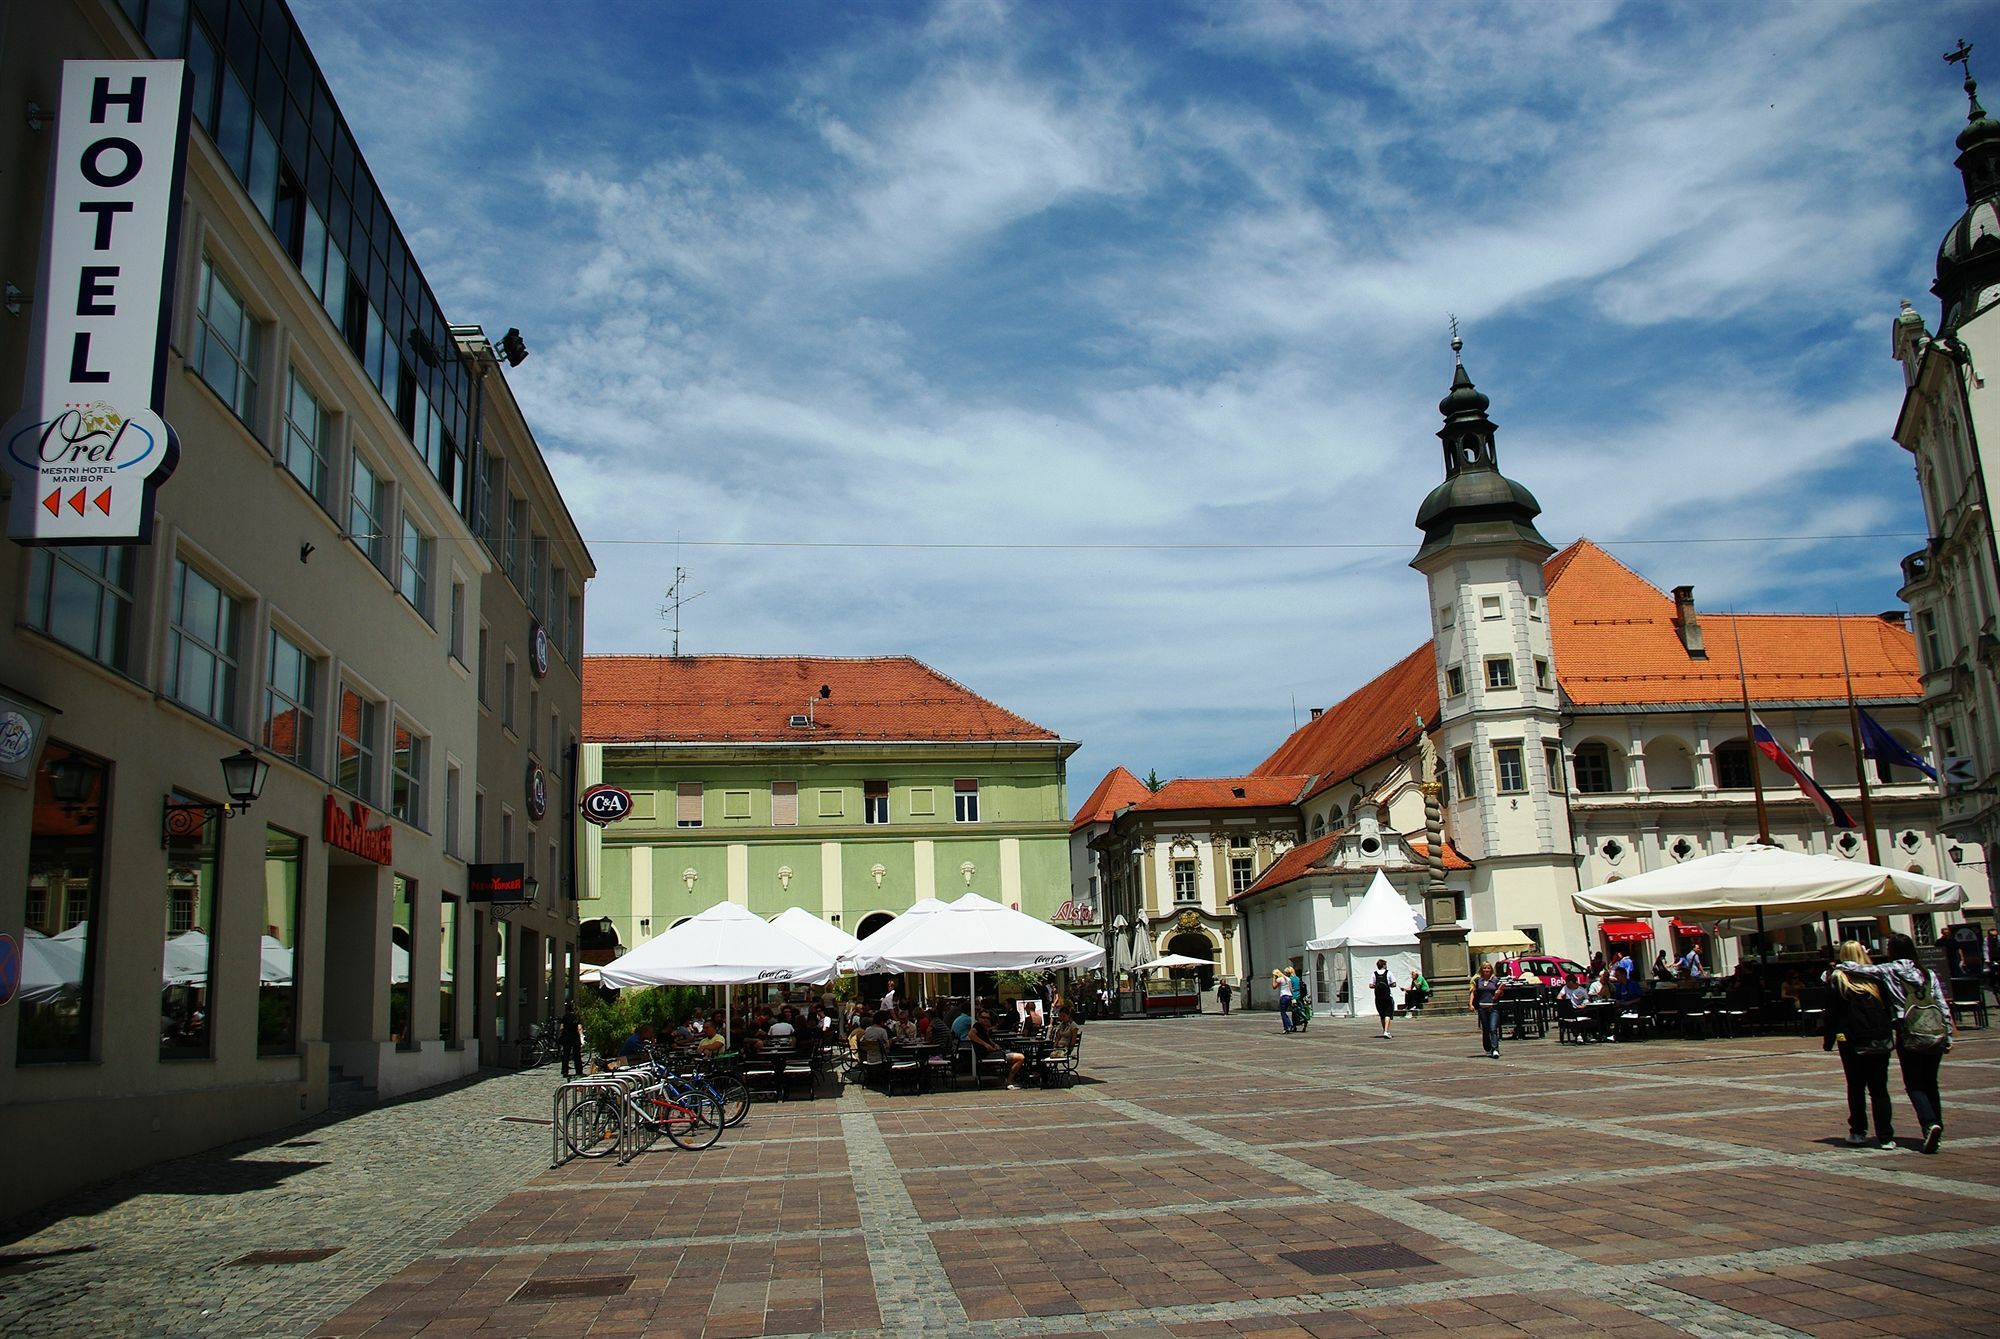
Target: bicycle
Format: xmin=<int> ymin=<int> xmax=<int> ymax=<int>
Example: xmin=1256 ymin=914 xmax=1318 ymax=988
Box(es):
xmin=563 ymin=1075 xmax=724 ymax=1156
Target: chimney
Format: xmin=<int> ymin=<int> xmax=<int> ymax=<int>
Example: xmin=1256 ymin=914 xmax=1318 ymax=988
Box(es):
xmin=1878 ymin=609 xmax=1908 ymax=630
xmin=1308 ymin=707 xmax=1324 ymax=720
xmin=1672 ymin=585 xmax=1707 ymax=659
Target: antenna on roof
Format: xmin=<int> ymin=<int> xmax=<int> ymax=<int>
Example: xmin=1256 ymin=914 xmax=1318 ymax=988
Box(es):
xmin=657 ymin=565 xmax=706 ymax=657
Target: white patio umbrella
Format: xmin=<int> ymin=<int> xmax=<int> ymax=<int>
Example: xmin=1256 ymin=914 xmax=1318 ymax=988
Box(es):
xmin=1132 ymin=953 xmax=1213 ymax=972
xmin=769 ymin=906 xmax=864 ymax=963
xmin=20 ymin=928 xmax=84 ymax=1004
xmin=161 ymin=930 xmax=211 ymax=987
xmin=599 ymin=900 xmax=841 ymax=1037
xmin=849 ymin=892 xmax=1105 ymax=1028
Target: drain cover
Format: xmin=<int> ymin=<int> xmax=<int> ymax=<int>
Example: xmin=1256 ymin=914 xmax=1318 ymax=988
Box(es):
xmin=1282 ymin=1244 xmax=1435 ymax=1275
xmin=512 ymin=1275 xmax=633 ymax=1301
xmin=499 ymin=1115 xmax=553 ymax=1126
xmin=229 ymin=1247 xmax=341 ymax=1266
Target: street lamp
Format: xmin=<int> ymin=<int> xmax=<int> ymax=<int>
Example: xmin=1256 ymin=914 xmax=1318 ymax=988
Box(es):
xmin=161 ymin=748 xmax=271 ymax=846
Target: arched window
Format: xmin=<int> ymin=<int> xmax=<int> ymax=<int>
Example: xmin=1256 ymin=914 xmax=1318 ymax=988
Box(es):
xmin=1573 ymin=741 xmax=1625 ymax=794
xmin=1644 ymin=737 xmax=1697 ymax=791
xmin=1813 ymin=733 xmax=1860 ymax=787
xmin=1714 ymin=741 xmax=1754 ymax=790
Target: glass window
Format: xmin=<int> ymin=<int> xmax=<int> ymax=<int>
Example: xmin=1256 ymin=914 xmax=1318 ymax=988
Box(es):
xmin=493 ymin=917 xmax=510 ymax=1045
xmin=162 ymin=788 xmax=221 ymax=1059
xmin=476 ymin=625 xmax=490 ymax=704
xmin=527 ymin=534 xmax=544 ymax=615
xmin=1453 ymin=748 xmax=1475 ymax=799
xmin=1485 ymin=657 xmax=1515 ymax=690
xmin=1173 ymin=858 xmax=1198 ymax=903
xmin=566 ymin=588 xmax=583 ymax=663
xmin=1229 ymin=855 xmax=1256 ymax=895
xmin=26 ymin=546 xmax=134 ymax=668
xmin=263 ymin=627 xmax=316 ymax=770
xmin=391 ymin=877 xmax=416 ymax=1050
xmin=954 ymin=778 xmax=980 ymax=823
xmin=1534 ymin=657 xmax=1551 ymax=690
xmin=445 ymin=764 xmax=462 ymax=857
xmin=448 ymin=579 xmax=466 ymax=662
xmin=398 ymin=513 xmax=431 ymax=615
xmin=167 ymin=558 xmax=240 ymax=725
xmin=1494 ymin=744 xmax=1526 ymax=794
xmin=349 ymin=454 xmax=386 ymax=566
xmin=864 ymin=780 xmax=889 ymax=825
xmin=676 ymin=782 xmax=703 ymax=828
xmin=337 ymin=684 xmax=379 ymax=802
xmin=502 ymin=657 xmax=517 ymax=729
xmin=194 ymin=257 xmax=257 ymax=420
xmin=1574 ymin=743 xmax=1616 ymax=794
xmin=1480 ymin=594 xmax=1503 ymax=620
xmin=281 ymin=370 xmax=329 ymax=501
xmin=505 ymin=496 xmax=526 ymax=584
xmin=1545 ymin=744 xmax=1565 ymax=794
xmin=260 ymin=828 xmax=302 ymax=1055
xmin=1715 ymin=741 xmax=1754 ymax=789
xmin=440 ymin=895 xmax=459 ymax=1045
xmin=391 ymin=721 xmax=426 ymax=827
xmin=1445 ymin=665 xmax=1465 ymax=697
xmin=19 ymin=746 xmax=107 ymax=1062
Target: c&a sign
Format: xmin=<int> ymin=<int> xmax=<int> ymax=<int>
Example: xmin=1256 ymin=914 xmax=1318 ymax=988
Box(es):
xmin=3 ymin=61 xmax=190 ymax=544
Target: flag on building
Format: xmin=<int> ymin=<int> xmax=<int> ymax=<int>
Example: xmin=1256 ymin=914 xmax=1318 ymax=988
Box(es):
xmin=1750 ymin=712 xmax=1855 ymax=828
xmin=1857 ymin=708 xmax=1938 ymax=781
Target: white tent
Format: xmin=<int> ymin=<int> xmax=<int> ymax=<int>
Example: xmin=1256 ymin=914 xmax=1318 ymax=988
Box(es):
xmin=1304 ymin=872 xmax=1423 ymax=1017
xmin=847 ymin=893 xmax=1106 ymax=974
xmin=850 ymin=897 xmax=950 ymax=960
xmin=1133 ymin=953 xmax=1212 ymax=972
xmin=20 ymin=928 xmax=84 ymax=1004
xmin=1572 ymin=843 xmax=1964 ymax=930
xmin=769 ymin=906 xmax=864 ymax=963
xmin=599 ymin=900 xmax=841 ymax=1037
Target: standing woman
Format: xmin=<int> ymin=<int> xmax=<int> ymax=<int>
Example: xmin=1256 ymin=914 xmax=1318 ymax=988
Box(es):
xmin=1470 ymin=961 xmax=1505 ymax=1058
xmin=1824 ymin=941 xmax=1898 ymax=1148
xmin=1835 ymin=932 xmax=1953 ymax=1153
xmin=1272 ymin=969 xmax=1294 ymax=1034
xmin=1288 ymin=965 xmax=1310 ymax=1032
xmin=1371 ymin=959 xmax=1397 ymax=1039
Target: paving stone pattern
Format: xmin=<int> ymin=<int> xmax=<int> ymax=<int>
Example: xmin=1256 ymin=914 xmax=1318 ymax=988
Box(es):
xmin=8 ymin=1017 xmax=2000 ymax=1335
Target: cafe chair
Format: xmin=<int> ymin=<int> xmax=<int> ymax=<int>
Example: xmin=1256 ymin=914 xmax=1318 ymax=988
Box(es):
xmin=926 ymin=1036 xmax=961 ymax=1090
xmin=1950 ymin=977 xmax=1990 ymax=1029
xmin=1039 ymin=1033 xmax=1081 ymax=1087
xmin=885 ymin=1046 xmax=925 ymax=1097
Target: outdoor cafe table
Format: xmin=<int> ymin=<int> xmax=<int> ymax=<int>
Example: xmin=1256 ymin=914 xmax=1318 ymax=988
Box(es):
xmin=1497 ymin=995 xmax=1548 ymax=1040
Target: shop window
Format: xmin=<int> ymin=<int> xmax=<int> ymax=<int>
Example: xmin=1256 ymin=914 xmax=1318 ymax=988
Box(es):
xmin=440 ymin=894 xmax=459 ymax=1046
xmin=162 ymin=788 xmax=221 ymax=1060
xmin=18 ymin=747 xmax=107 ymax=1063
xmin=26 ymin=546 xmax=134 ymax=669
xmin=260 ymin=828 xmax=302 ymax=1056
xmin=167 ymin=557 xmax=241 ymax=726
xmin=391 ymin=877 xmax=417 ymax=1050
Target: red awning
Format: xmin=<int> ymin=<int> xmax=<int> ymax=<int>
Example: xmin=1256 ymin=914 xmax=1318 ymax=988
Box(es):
xmin=1600 ymin=918 xmax=1655 ymax=940
xmin=1669 ymin=918 xmax=1708 ymax=937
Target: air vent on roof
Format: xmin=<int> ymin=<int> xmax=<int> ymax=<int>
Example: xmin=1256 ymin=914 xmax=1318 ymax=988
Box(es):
xmin=1231 ymin=786 xmax=1246 ymax=798
xmin=788 ymin=714 xmax=812 ymax=728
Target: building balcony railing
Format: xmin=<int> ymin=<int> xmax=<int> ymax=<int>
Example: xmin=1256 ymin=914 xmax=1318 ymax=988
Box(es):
xmin=1902 ymin=549 xmax=1933 ymax=588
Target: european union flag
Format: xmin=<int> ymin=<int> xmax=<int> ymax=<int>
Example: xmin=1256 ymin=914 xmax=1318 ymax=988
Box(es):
xmin=1858 ymin=709 xmax=1938 ymax=781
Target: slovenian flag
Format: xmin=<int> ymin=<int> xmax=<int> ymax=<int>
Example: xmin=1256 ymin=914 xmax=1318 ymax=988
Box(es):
xmin=1752 ymin=712 xmax=1855 ymax=828
xmin=1857 ymin=708 xmax=1938 ymax=780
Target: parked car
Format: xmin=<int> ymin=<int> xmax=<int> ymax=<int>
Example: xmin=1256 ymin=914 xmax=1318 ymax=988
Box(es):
xmin=1497 ymin=954 xmax=1589 ymax=986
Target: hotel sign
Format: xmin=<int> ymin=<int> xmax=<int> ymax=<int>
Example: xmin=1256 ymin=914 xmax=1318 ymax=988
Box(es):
xmin=3 ymin=61 xmax=189 ymax=545
xmin=325 ymin=795 xmax=393 ymax=864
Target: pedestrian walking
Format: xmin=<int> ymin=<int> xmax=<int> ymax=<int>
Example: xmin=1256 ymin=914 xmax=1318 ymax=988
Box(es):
xmin=1470 ymin=961 xmax=1504 ymax=1058
xmin=557 ymin=1003 xmax=584 ymax=1077
xmin=1216 ymin=980 xmax=1233 ymax=1016
xmin=1273 ymin=969 xmax=1294 ymax=1033
xmin=1371 ymin=959 xmax=1397 ymax=1038
xmin=1824 ymin=941 xmax=1897 ymax=1149
xmin=1835 ymin=932 xmax=1954 ymax=1153
xmin=1287 ymin=966 xmax=1309 ymax=1031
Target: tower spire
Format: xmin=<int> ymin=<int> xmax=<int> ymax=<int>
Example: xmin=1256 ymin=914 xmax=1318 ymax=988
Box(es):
xmin=1932 ymin=38 xmax=2000 ymax=329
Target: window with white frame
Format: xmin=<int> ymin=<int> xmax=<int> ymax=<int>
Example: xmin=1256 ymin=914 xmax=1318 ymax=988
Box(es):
xmin=263 ymin=627 xmax=317 ymax=770
xmin=1527 ymin=595 xmax=1543 ymax=621
xmin=26 ymin=546 xmax=134 ymax=669
xmin=281 ymin=369 xmax=329 ymax=501
xmin=1494 ymin=742 xmax=1526 ymax=794
xmin=954 ymin=778 xmax=980 ymax=822
xmin=1480 ymin=594 xmax=1503 ymax=620
xmin=1485 ymin=657 xmax=1515 ymax=690
xmin=337 ymin=683 xmax=380 ymax=802
xmin=676 ymin=782 xmax=703 ymax=828
xmin=194 ymin=256 xmax=257 ymax=419
xmin=864 ymin=780 xmax=889 ymax=825
xmin=348 ymin=453 xmax=387 ymax=566
xmin=391 ymin=720 xmax=426 ymax=827
xmin=1172 ymin=858 xmax=1198 ymax=903
xmin=397 ymin=512 xmax=431 ymax=615
xmin=1229 ymin=855 xmax=1256 ymax=895
xmin=167 ymin=557 xmax=240 ymax=725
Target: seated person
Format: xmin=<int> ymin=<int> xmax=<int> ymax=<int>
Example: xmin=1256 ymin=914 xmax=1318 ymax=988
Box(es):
xmin=1780 ymin=969 xmax=1806 ymax=1004
xmin=1653 ymin=951 xmax=1675 ymax=982
xmin=766 ymin=1014 xmax=796 ymax=1046
xmin=694 ymin=1021 xmax=727 ymax=1057
xmin=1047 ymin=1007 xmax=1080 ymax=1052
xmin=1560 ymin=974 xmax=1592 ymax=1010
xmin=1588 ymin=970 xmax=1613 ymax=1001
xmin=618 ymin=1024 xmax=655 ymax=1065
xmin=950 ymin=1004 xmax=974 ymax=1040
xmin=1611 ymin=967 xmax=1644 ymax=1004
xmin=1403 ymin=970 xmax=1431 ymax=1012
xmin=970 ymin=1009 xmax=1029 ymax=1089
xmin=914 ymin=1009 xmax=935 ymax=1042
xmin=1020 ymin=1003 xmax=1045 ymax=1036
xmin=858 ymin=1011 xmax=893 ymax=1066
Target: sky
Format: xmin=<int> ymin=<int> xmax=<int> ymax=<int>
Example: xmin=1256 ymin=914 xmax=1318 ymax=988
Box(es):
xmin=292 ymin=0 xmax=1993 ymax=813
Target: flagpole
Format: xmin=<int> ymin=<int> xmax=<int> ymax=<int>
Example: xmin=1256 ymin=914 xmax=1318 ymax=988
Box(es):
xmin=1732 ymin=613 xmax=1774 ymax=845
xmin=1834 ymin=612 xmax=1882 ymax=864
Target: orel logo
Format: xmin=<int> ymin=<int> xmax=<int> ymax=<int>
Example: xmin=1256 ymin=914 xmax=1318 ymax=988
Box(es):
xmin=579 ymin=783 xmax=633 ymax=826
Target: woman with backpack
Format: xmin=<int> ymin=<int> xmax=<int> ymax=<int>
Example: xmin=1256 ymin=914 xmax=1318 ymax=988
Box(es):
xmin=1831 ymin=932 xmax=1953 ymax=1154
xmin=1824 ymin=941 xmax=1897 ymax=1149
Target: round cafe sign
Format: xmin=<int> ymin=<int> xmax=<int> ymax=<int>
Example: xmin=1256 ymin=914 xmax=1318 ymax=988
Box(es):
xmin=529 ymin=622 xmax=550 ymax=679
xmin=526 ymin=761 xmax=548 ymax=821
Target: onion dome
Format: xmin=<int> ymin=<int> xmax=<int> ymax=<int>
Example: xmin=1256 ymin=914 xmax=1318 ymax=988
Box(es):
xmin=1412 ymin=337 xmax=1552 ymax=567
xmin=1936 ymin=62 xmax=2000 ymax=330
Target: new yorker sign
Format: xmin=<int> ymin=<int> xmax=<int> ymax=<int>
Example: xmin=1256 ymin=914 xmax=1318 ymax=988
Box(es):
xmin=3 ymin=61 xmax=190 ymax=544
xmin=325 ymin=795 xmax=393 ymax=865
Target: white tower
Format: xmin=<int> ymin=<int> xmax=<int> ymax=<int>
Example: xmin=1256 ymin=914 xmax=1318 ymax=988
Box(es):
xmin=1410 ymin=339 xmax=1578 ymax=954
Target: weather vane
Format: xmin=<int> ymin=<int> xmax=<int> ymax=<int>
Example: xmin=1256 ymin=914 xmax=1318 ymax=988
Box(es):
xmin=1447 ymin=313 xmax=1462 ymax=362
xmin=1946 ymin=38 xmax=1974 ymax=80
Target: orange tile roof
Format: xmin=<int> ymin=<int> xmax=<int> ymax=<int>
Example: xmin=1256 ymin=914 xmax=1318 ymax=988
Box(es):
xmin=1232 ymin=831 xmax=1471 ymax=901
xmin=1071 ymin=766 xmax=1152 ymax=831
xmin=1543 ymin=541 xmax=1921 ymax=707
xmin=1252 ymin=644 xmax=1439 ymax=801
xmin=1135 ymin=775 xmax=1308 ymax=812
xmin=582 ymin=655 xmax=1063 ymax=745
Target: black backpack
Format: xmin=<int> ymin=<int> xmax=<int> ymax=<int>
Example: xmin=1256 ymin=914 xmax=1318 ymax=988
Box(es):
xmin=1839 ymin=979 xmax=1895 ymax=1056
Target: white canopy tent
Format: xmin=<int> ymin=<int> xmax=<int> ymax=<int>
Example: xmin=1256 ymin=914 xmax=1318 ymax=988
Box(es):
xmin=20 ymin=928 xmax=83 ymax=1004
xmin=769 ymin=906 xmax=864 ymax=963
xmin=1572 ymin=843 xmax=1964 ymax=944
xmin=851 ymin=897 xmax=950 ymax=959
xmin=847 ymin=891 xmax=1106 ymax=1013
xmin=1466 ymin=929 xmax=1537 ymax=955
xmin=1132 ymin=953 xmax=1212 ymax=972
xmin=599 ymin=900 xmax=841 ymax=1035
xmin=1304 ymin=872 xmax=1424 ymax=1017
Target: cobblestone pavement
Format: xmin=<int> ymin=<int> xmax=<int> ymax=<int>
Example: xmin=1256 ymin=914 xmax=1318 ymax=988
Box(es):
xmin=9 ymin=1015 xmax=2000 ymax=1337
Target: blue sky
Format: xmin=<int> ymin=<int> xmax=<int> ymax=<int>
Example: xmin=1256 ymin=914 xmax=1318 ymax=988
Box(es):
xmin=294 ymin=0 xmax=1990 ymax=811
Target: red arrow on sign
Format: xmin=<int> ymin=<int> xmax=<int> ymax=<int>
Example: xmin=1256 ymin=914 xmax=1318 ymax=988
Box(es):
xmin=67 ymin=488 xmax=86 ymax=515
xmin=93 ymin=488 xmax=112 ymax=515
xmin=42 ymin=489 xmax=61 ymax=516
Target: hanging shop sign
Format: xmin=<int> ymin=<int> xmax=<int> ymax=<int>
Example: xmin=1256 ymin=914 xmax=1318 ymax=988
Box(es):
xmin=0 ymin=693 xmax=50 ymax=787
xmin=578 ymin=783 xmax=632 ymax=826
xmin=525 ymin=761 xmax=548 ymax=821
xmin=467 ymin=863 xmax=527 ymax=903
xmin=529 ymin=622 xmax=550 ymax=678
xmin=1049 ymin=899 xmax=1097 ymax=926
xmin=324 ymin=795 xmax=393 ymax=864
xmin=3 ymin=61 xmax=190 ymax=545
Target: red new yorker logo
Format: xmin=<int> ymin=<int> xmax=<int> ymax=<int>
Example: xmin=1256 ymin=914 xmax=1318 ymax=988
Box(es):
xmin=324 ymin=795 xmax=393 ymax=864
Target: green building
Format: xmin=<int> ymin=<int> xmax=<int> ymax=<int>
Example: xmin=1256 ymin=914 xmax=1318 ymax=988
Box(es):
xmin=578 ymin=656 xmax=1076 ymax=959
